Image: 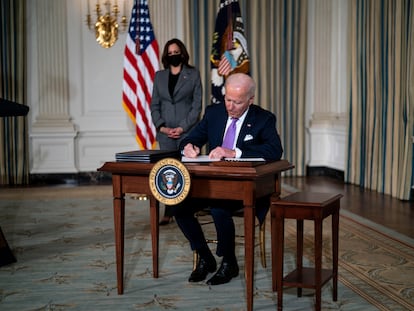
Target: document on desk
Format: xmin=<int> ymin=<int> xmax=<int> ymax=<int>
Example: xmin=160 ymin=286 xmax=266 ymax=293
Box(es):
xmin=223 ymin=157 xmax=265 ymax=162
xmin=181 ymin=155 xmax=220 ymax=162
xmin=181 ymin=156 xmax=265 ymax=163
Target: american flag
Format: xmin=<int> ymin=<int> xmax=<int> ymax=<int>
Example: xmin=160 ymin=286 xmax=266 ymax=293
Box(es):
xmin=122 ymin=0 xmax=159 ymax=149
xmin=210 ymin=0 xmax=249 ymax=104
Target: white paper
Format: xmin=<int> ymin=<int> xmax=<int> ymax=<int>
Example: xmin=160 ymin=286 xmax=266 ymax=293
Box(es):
xmin=181 ymin=156 xmax=265 ymax=163
xmin=181 ymin=155 xmax=221 ymax=162
xmin=224 ymin=157 xmax=265 ymax=162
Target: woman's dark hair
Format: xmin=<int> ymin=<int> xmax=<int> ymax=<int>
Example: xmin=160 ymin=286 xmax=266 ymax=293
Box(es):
xmin=161 ymin=38 xmax=194 ymax=69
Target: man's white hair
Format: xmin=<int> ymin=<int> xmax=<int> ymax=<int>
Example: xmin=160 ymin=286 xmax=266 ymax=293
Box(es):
xmin=225 ymin=73 xmax=256 ymax=98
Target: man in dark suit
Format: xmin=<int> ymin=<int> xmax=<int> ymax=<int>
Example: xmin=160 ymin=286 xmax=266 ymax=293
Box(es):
xmin=174 ymin=73 xmax=283 ymax=286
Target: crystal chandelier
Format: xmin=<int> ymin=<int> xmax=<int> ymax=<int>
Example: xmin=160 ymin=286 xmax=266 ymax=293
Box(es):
xmin=86 ymin=1 xmax=128 ymax=48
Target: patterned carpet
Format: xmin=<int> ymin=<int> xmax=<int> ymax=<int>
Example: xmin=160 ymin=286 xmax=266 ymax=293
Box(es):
xmin=0 ymin=185 xmax=413 ymax=310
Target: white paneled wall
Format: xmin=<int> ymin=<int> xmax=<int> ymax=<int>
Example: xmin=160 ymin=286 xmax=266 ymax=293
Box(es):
xmin=28 ymin=0 xmax=77 ymax=173
xmin=307 ymin=126 xmax=347 ymax=170
xmin=27 ymin=0 xmax=183 ymax=173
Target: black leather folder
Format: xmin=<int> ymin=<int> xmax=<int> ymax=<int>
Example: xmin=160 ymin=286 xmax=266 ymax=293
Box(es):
xmin=115 ymin=149 xmax=180 ymax=163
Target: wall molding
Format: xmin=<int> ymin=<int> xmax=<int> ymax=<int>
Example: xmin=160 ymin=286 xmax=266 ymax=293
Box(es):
xmin=307 ymin=124 xmax=347 ymax=171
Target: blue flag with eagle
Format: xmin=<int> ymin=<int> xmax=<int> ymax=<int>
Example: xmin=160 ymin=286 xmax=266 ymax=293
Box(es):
xmin=210 ymin=0 xmax=250 ymax=104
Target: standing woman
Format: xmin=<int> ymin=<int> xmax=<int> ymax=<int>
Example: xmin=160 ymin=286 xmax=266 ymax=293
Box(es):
xmin=151 ymin=38 xmax=203 ymax=225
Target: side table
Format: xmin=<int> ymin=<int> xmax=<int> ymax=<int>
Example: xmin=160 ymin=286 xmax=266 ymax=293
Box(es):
xmin=271 ymin=192 xmax=343 ymax=311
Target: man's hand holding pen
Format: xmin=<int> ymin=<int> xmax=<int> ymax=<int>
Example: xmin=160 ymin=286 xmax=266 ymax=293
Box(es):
xmin=183 ymin=143 xmax=200 ymax=158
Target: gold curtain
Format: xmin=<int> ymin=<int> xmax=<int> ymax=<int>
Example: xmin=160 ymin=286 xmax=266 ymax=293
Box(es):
xmin=0 ymin=0 xmax=29 ymax=185
xmin=347 ymin=0 xmax=414 ymax=200
xmin=183 ymin=0 xmax=308 ymax=175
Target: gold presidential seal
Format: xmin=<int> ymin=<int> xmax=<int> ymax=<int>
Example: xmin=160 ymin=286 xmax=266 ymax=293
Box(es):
xmin=149 ymin=158 xmax=191 ymax=205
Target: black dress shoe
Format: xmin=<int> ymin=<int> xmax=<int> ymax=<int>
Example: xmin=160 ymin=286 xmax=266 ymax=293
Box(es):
xmin=188 ymin=257 xmax=217 ymax=282
xmin=206 ymin=260 xmax=239 ymax=285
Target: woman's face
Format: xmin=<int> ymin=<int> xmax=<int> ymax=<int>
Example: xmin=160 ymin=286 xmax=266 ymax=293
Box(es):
xmin=167 ymin=43 xmax=181 ymax=56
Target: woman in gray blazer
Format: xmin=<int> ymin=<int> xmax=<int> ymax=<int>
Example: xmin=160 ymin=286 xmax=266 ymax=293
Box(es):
xmin=150 ymin=38 xmax=202 ymax=225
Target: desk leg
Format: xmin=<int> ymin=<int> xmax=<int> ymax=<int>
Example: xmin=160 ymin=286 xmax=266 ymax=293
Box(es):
xmin=297 ymin=219 xmax=303 ymax=297
xmin=270 ymin=206 xmax=279 ymax=292
xmin=244 ymin=205 xmax=255 ymax=311
xmin=113 ymin=195 xmax=125 ymax=294
xmin=276 ymin=216 xmax=284 ymax=311
xmin=149 ymin=196 xmax=159 ymax=278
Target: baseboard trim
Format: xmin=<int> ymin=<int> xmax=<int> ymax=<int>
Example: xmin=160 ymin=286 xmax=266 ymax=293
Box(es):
xmin=306 ymin=166 xmax=344 ymax=181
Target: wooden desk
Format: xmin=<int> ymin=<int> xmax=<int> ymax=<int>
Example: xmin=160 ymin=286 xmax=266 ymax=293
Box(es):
xmin=98 ymin=160 xmax=293 ymax=311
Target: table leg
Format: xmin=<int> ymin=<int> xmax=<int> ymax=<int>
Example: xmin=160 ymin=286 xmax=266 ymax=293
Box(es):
xmin=244 ymin=205 xmax=255 ymax=311
xmin=271 ymin=206 xmax=277 ymax=292
xmin=332 ymin=208 xmax=339 ymax=301
xmin=315 ymin=219 xmax=323 ymax=311
xmin=149 ymin=196 xmax=159 ymax=278
xmin=113 ymin=195 xmax=125 ymax=294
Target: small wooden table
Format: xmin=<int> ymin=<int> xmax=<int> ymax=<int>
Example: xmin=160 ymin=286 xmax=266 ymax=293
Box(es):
xmin=271 ymin=192 xmax=343 ymax=311
xmin=98 ymin=160 xmax=293 ymax=311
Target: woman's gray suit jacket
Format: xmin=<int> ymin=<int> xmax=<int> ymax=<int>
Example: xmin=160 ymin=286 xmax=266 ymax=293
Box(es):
xmin=150 ymin=65 xmax=202 ymax=149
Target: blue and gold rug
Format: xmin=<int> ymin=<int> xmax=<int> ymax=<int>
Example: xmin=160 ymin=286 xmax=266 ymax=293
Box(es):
xmin=0 ymin=185 xmax=413 ymax=310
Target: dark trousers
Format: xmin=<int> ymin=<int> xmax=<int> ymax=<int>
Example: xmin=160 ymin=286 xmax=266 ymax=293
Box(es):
xmin=171 ymin=196 xmax=269 ymax=259
xmin=163 ymin=205 xmax=174 ymax=217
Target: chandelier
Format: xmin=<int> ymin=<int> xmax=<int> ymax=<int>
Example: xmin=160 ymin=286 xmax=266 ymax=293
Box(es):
xmin=86 ymin=1 xmax=128 ymax=48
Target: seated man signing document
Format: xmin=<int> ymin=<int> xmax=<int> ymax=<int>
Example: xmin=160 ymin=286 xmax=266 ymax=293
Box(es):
xmin=173 ymin=73 xmax=283 ymax=286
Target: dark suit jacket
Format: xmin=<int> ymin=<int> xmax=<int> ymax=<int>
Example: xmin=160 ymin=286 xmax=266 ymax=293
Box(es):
xmin=179 ymin=103 xmax=283 ymax=161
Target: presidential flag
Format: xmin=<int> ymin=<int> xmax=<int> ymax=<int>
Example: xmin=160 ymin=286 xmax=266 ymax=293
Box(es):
xmin=210 ymin=0 xmax=250 ymax=104
xmin=122 ymin=0 xmax=159 ymax=149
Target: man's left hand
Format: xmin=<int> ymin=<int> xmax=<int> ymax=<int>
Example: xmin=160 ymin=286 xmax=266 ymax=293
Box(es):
xmin=209 ymin=146 xmax=236 ymax=159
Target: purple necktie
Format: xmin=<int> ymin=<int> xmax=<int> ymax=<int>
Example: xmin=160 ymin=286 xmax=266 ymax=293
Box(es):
xmin=222 ymin=118 xmax=238 ymax=149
